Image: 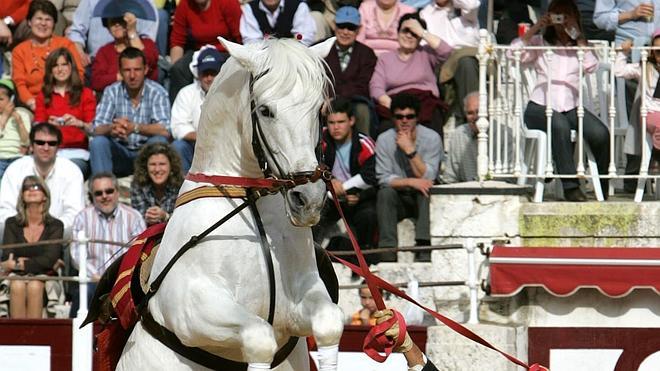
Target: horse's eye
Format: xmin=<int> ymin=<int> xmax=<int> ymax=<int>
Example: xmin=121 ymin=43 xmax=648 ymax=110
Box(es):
xmin=259 ymin=106 xmax=274 ymax=118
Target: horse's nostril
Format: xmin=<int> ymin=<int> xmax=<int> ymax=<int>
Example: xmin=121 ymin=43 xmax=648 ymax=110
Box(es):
xmin=289 ymin=191 xmax=306 ymax=208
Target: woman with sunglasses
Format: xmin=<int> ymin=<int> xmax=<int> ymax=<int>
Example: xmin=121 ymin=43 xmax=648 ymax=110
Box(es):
xmin=11 ymin=0 xmax=84 ymax=111
xmin=131 ymin=143 xmax=184 ymax=226
xmin=91 ymin=12 xmax=159 ymax=94
xmin=34 ymin=48 xmax=96 ymax=179
xmin=1 ymin=176 xmax=63 ymax=318
xmin=356 ymin=0 xmax=416 ymax=56
xmin=370 ymin=13 xmax=452 ymax=137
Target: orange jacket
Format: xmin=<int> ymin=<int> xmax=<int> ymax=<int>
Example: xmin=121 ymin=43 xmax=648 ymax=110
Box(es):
xmin=11 ymin=36 xmax=85 ymax=104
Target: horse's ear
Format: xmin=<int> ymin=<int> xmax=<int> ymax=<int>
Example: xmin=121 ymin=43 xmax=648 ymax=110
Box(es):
xmin=218 ymin=36 xmax=263 ymax=72
xmin=309 ymin=37 xmax=336 ymax=59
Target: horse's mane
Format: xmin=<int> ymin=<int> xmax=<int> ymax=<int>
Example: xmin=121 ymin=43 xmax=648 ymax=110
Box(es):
xmin=249 ymin=39 xmax=331 ymax=114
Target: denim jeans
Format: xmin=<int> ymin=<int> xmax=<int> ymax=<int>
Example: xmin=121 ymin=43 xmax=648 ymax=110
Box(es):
xmin=172 ymin=139 xmax=194 ymax=174
xmin=0 ymin=157 xmax=19 ymax=180
xmin=89 ymin=135 xmax=169 ymax=177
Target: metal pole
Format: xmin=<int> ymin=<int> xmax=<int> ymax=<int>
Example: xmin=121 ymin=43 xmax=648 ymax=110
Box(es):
xmin=466 ymin=238 xmax=479 ymax=324
xmin=72 ymin=231 xmax=92 ymax=371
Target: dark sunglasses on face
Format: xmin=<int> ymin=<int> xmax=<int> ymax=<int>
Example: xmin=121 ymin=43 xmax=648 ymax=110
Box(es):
xmin=33 ymin=139 xmax=59 ymax=147
xmin=336 ymin=23 xmax=359 ymax=31
xmin=393 ymin=113 xmax=417 ymax=120
xmin=93 ymin=188 xmax=116 ymax=197
xmin=22 ymin=183 xmax=43 ymax=192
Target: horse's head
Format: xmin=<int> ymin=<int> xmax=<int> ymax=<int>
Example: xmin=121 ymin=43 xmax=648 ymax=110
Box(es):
xmin=218 ymin=37 xmax=336 ymax=227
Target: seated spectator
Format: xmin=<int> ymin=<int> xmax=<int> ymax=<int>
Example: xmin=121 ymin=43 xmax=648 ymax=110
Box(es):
xmin=375 ymin=94 xmax=443 ymax=262
xmin=171 ymin=46 xmax=226 ymax=174
xmin=0 ymin=0 xmax=30 ymax=76
xmin=34 ymin=47 xmax=96 ymax=179
xmin=91 ymin=12 xmax=159 ymax=94
xmin=11 ymin=0 xmax=85 ymax=111
xmin=441 ymin=92 xmax=513 ymax=184
xmin=516 ymin=0 xmax=609 ymax=201
xmin=324 ymin=6 xmax=378 ymax=136
xmin=67 ymin=0 xmax=158 ymax=69
xmin=370 ymin=13 xmax=451 ymax=137
xmin=420 ymin=0 xmax=480 ymax=123
xmin=350 ymin=285 xmax=382 ymax=325
xmin=240 ymin=0 xmax=317 ymax=46
xmin=90 ymin=47 xmax=170 ymax=177
xmin=356 ymin=0 xmax=415 ymax=56
xmin=68 ymin=172 xmax=145 ymax=318
xmin=169 ymin=0 xmax=241 ymax=103
xmin=131 ymin=143 xmax=183 ymax=226
xmin=1 ymin=176 xmax=63 ymax=318
xmin=0 ymin=79 xmax=31 ymax=179
xmin=614 ymin=31 xmax=660 ymax=172
xmin=0 ymin=123 xmax=85 ymax=239
xmin=313 ymin=98 xmax=378 ymax=264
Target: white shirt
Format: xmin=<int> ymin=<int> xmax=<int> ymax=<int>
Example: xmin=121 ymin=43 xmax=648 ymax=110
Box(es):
xmin=240 ymin=0 xmax=316 ymax=46
xmin=0 ymin=156 xmax=85 ymax=236
xmin=171 ymin=81 xmax=205 ymax=140
xmin=614 ymin=52 xmax=660 ymax=113
xmin=419 ymin=0 xmax=480 ymax=49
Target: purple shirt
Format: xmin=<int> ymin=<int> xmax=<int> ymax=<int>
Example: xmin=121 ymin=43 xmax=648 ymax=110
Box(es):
xmin=369 ymin=43 xmax=451 ymax=99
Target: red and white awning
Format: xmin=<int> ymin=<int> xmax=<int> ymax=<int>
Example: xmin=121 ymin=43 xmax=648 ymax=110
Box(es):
xmin=488 ymin=246 xmax=660 ymax=297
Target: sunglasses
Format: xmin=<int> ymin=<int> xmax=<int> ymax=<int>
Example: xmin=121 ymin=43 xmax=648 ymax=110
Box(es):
xmin=393 ymin=113 xmax=417 ymax=120
xmin=93 ymin=188 xmax=116 ymax=197
xmin=33 ymin=139 xmax=59 ymax=147
xmin=336 ymin=23 xmax=359 ymax=31
xmin=22 ymin=183 xmax=43 ymax=192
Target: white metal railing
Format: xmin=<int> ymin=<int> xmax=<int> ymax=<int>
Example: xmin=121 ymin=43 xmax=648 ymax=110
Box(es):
xmin=475 ymin=29 xmax=660 ymax=202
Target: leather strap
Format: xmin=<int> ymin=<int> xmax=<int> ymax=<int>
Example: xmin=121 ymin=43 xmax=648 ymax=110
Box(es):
xmin=141 ymin=311 xmax=299 ymax=370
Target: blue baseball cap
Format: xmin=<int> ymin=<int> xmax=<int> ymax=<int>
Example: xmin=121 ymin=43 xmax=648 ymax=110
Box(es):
xmin=197 ymin=48 xmax=227 ymax=74
xmin=335 ymin=6 xmax=360 ymax=26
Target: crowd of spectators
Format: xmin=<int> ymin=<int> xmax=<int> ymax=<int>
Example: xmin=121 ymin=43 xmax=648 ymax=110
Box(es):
xmin=0 ymin=0 xmax=657 ymax=318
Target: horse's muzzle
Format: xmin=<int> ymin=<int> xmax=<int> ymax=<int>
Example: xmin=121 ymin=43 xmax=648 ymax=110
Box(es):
xmin=284 ymin=180 xmax=326 ymax=227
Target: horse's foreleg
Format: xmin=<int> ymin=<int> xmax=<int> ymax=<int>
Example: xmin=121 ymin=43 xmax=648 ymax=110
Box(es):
xmin=151 ymin=281 xmax=279 ymax=368
xmin=291 ymin=284 xmax=343 ymax=371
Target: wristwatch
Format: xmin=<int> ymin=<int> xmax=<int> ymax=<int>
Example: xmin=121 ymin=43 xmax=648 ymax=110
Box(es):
xmin=128 ymin=33 xmax=138 ymax=40
xmin=133 ymin=124 xmax=140 ymax=135
xmin=406 ymin=150 xmax=417 ymax=159
xmin=3 ymin=17 xmax=14 ymax=26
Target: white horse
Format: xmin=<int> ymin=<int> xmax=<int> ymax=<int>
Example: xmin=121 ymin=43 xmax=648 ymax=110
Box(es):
xmin=116 ymin=37 xmax=344 ymax=371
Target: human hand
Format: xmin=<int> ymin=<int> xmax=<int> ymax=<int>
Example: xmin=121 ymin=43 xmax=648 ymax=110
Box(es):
xmin=408 ymin=178 xmax=433 ymax=197
xmin=2 ymin=253 xmax=16 ymax=272
xmin=0 ymin=100 xmax=14 ymax=117
xmin=124 ymin=12 xmax=138 ymax=33
xmin=62 ymin=113 xmax=82 ymax=127
xmin=25 ymin=99 xmax=36 ymax=112
xmin=75 ymin=43 xmax=91 ymax=67
xmin=145 ymin=206 xmax=167 ymax=224
xmin=331 ymin=178 xmax=345 ymax=198
xmin=401 ymin=19 xmax=425 ymax=38
xmin=396 ymin=130 xmax=416 ymax=155
xmin=620 ymin=39 xmax=633 ymax=55
xmin=346 ymin=194 xmax=359 ymax=206
xmin=374 ymin=309 xmax=414 ymax=353
xmin=112 ymin=117 xmax=130 ymax=139
xmin=632 ymin=3 xmax=654 ymax=20
xmin=359 ymin=308 xmax=372 ymax=325
xmin=16 ymin=257 xmax=29 ymax=271
xmin=0 ymin=22 xmax=12 ymax=45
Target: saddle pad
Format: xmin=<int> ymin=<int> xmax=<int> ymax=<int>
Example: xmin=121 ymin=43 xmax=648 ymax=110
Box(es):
xmin=110 ymin=222 xmax=167 ymax=329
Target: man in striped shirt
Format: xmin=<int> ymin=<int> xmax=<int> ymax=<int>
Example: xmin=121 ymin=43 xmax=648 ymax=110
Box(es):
xmin=69 ymin=172 xmax=145 ymax=317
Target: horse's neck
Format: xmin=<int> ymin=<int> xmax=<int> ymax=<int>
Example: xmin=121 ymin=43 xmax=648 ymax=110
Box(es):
xmin=190 ymin=63 xmax=263 ymax=178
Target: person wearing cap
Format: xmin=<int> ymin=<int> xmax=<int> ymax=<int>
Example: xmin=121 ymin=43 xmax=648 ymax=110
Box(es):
xmin=91 ymin=12 xmax=160 ymax=94
xmin=240 ymin=0 xmax=317 ymax=46
xmin=171 ymin=46 xmax=226 ymax=174
xmin=0 ymin=79 xmax=31 ymax=179
xmin=324 ymin=6 xmax=378 ymax=137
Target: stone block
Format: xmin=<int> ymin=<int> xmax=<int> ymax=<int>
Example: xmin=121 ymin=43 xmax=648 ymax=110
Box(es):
xmin=426 ymin=324 xmax=527 ymax=371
